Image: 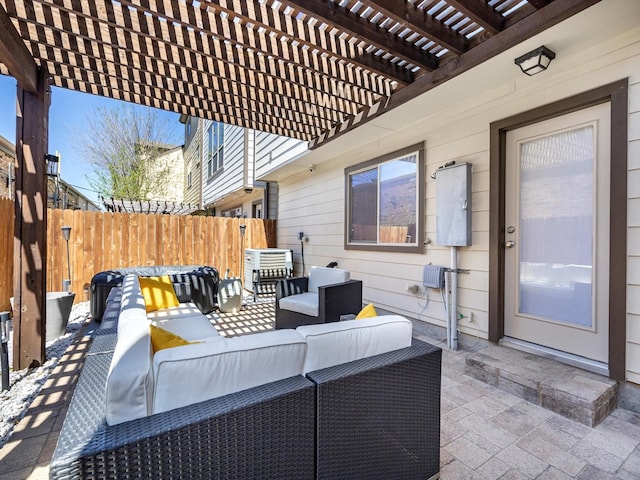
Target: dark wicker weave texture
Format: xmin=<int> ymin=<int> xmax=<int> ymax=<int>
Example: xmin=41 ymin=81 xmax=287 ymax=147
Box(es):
xmin=50 ymin=353 xmax=316 ymax=480
xmin=307 ymin=339 xmax=442 ymax=480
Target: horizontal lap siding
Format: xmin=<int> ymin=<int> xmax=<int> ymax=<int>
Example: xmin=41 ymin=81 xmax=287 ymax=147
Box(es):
xmin=627 ymin=77 xmax=640 ymax=383
xmin=183 ymin=121 xmax=202 ymax=207
xmin=202 ymin=123 xmax=245 ymax=207
xmin=255 ymin=131 xmax=307 ymax=178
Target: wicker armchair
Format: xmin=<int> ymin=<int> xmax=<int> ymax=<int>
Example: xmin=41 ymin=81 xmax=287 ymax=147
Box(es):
xmin=275 ymin=267 xmax=363 ymax=329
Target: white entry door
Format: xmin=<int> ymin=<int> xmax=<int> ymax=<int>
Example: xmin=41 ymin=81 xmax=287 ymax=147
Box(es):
xmin=504 ymin=103 xmax=610 ymax=365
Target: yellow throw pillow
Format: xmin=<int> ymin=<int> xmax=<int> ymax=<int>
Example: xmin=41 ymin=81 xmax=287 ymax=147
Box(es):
xmin=139 ymin=275 xmax=180 ymax=313
xmin=149 ymin=324 xmax=193 ymax=353
xmin=356 ymin=303 xmax=377 ymax=320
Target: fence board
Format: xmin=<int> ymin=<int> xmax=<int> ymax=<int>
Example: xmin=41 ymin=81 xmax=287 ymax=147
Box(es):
xmin=102 ymin=212 xmax=112 ymax=271
xmin=82 ymin=210 xmax=96 ymax=300
xmin=0 ymin=202 xmax=277 ymax=306
xmin=112 ymin=213 xmax=122 ymax=271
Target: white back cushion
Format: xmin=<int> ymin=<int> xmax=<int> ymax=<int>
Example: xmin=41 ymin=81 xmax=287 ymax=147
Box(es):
xmin=106 ymin=275 xmax=153 ymax=425
xmin=308 ymin=267 xmax=350 ymax=293
xmin=152 ymin=329 xmax=307 ymax=415
xmin=296 ymin=315 xmax=412 ymax=374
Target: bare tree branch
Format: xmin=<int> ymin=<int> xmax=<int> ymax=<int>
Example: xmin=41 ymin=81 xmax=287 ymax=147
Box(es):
xmin=81 ymin=105 xmax=179 ymax=201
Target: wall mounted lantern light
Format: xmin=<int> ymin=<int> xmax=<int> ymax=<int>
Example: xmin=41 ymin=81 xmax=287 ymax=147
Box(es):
xmin=514 ymin=46 xmax=556 ymax=76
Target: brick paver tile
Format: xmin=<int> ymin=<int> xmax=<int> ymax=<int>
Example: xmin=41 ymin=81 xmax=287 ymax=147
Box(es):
xmin=461 ymin=412 xmax=517 ymax=449
xmin=444 ymin=436 xmax=493 ymax=470
xmin=570 ymin=438 xmax=625 ymax=473
xmin=516 ymin=433 xmax=587 ymax=476
xmin=496 ymin=445 xmax=548 ymax=478
xmin=476 ymin=456 xmax=511 ymax=479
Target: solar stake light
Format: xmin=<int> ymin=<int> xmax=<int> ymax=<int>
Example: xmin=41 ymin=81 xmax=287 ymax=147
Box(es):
xmin=61 ymin=226 xmax=72 ymax=292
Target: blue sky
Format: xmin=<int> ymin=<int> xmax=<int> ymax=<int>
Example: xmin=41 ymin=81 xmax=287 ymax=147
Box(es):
xmin=0 ymin=75 xmax=183 ymax=206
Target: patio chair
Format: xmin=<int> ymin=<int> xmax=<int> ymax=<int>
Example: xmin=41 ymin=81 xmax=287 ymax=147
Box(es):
xmin=275 ymin=267 xmax=363 ymax=329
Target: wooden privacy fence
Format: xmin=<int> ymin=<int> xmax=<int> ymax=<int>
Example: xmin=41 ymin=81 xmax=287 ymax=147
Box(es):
xmin=351 ymin=224 xmax=413 ymax=243
xmin=0 ymin=201 xmax=277 ymax=309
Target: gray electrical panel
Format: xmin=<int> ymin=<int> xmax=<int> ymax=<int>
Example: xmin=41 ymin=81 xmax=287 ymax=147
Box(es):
xmin=436 ymin=162 xmax=472 ymax=246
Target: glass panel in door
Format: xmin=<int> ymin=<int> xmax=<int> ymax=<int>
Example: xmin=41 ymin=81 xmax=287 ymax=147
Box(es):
xmin=519 ymin=126 xmax=594 ymax=328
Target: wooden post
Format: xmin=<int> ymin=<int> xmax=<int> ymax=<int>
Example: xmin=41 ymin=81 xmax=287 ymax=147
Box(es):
xmin=13 ymin=67 xmax=50 ymax=369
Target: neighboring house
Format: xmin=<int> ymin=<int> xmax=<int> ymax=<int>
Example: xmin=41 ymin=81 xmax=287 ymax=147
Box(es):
xmin=0 ymin=135 xmax=14 ymax=199
xmin=47 ymin=179 xmax=100 ymax=211
xmin=1 ymin=135 xmax=99 ymax=210
xmin=101 ymin=141 xmax=197 ymax=215
xmin=100 ymin=142 xmax=190 ymax=214
xmin=148 ymin=143 xmax=185 ymax=203
xmin=185 ymin=118 xmax=306 ymax=218
xmin=254 ymin=3 xmax=640 ymax=393
xmin=179 ymin=115 xmax=203 ymax=210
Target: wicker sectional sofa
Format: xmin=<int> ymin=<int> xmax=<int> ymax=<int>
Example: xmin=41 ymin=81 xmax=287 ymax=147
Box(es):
xmin=50 ymin=274 xmax=442 ymax=480
xmin=89 ymin=265 xmax=220 ymax=322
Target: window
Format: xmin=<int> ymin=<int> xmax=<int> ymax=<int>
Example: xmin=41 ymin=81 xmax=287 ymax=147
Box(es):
xmin=206 ymin=122 xmax=224 ymax=177
xmin=345 ymin=144 xmax=424 ymax=252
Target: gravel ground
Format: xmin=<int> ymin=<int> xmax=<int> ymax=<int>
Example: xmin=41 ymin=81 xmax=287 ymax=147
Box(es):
xmin=0 ymin=302 xmax=90 ymax=449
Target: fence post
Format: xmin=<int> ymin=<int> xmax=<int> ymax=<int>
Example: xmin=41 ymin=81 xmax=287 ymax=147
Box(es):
xmin=0 ymin=311 xmax=10 ymax=391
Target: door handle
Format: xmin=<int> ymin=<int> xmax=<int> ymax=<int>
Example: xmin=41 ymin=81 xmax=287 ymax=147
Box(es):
xmin=505 ymin=240 xmax=515 ymax=248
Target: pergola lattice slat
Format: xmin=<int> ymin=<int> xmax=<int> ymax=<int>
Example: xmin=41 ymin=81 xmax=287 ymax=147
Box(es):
xmin=0 ymin=0 xmax=598 ymax=146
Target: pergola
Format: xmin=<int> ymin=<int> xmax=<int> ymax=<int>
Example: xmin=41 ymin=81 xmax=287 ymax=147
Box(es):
xmin=0 ymin=0 xmax=599 ymax=368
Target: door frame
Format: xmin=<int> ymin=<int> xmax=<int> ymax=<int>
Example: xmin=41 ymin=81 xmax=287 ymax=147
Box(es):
xmin=489 ymin=79 xmax=628 ymax=380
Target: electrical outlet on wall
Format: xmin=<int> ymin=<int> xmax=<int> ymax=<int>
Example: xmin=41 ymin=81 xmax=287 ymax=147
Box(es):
xmin=405 ymin=284 xmax=419 ymax=294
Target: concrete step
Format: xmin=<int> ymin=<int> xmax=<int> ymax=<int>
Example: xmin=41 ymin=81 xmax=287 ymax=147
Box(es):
xmin=465 ymin=345 xmax=618 ymax=427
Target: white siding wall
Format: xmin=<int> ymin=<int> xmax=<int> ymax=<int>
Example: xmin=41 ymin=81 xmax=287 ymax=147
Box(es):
xmin=628 ymin=76 xmax=640 ymax=383
xmin=254 ymin=131 xmax=307 ymax=179
xmin=276 ymin=25 xmax=640 ymax=381
xmin=183 ymin=119 xmax=202 ymax=207
xmin=201 ymin=122 xmax=245 ymax=206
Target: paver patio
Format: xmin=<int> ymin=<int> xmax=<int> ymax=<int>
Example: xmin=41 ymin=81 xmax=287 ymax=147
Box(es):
xmin=1 ymin=298 xmax=639 ymax=479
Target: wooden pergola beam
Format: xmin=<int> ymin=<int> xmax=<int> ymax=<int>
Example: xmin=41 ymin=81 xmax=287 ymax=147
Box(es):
xmin=13 ymin=66 xmax=50 ymax=369
xmin=527 ymin=0 xmax=554 ymax=8
xmin=360 ymin=0 xmax=469 ymax=54
xmin=0 ymin=4 xmax=38 ymax=92
xmin=446 ymin=0 xmax=506 ymax=35
xmin=283 ymin=0 xmax=439 ymax=71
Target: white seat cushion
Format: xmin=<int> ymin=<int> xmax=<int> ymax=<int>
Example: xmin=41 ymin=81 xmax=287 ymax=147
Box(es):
xmin=296 ymin=315 xmax=413 ymax=374
xmin=151 ymin=315 xmax=222 ymax=342
xmin=278 ymin=292 xmax=318 ymax=317
xmin=152 ymin=329 xmax=307 ymax=414
xmin=308 ymin=267 xmax=350 ymax=293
